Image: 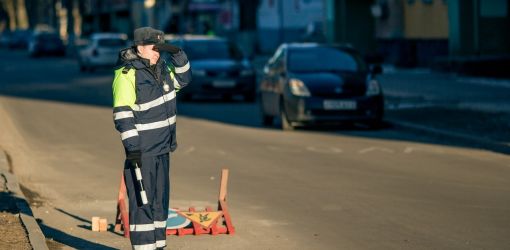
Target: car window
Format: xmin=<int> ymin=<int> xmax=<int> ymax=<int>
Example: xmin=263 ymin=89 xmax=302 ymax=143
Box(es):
xmin=287 ymin=47 xmax=366 ymax=73
xmin=181 ymin=40 xmax=243 ymax=60
xmin=270 ymin=48 xmax=285 ymax=72
xmin=37 ymin=33 xmax=60 ymax=42
xmin=12 ymin=30 xmax=31 ymax=40
xmin=268 ymin=46 xmax=283 ymax=66
xmin=97 ymin=38 xmax=127 ymax=47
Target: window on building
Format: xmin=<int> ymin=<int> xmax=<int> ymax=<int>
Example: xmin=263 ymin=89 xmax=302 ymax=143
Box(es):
xmin=480 ymin=0 xmax=508 ymax=17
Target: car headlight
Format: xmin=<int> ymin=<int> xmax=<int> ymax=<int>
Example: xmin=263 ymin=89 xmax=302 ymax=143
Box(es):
xmin=366 ymin=79 xmax=381 ymax=96
xmin=192 ymin=69 xmax=206 ymax=76
xmin=289 ymin=78 xmax=311 ymax=97
xmin=240 ymin=69 xmax=254 ymax=77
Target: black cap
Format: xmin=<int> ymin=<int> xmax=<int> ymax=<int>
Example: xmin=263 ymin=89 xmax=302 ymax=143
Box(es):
xmin=134 ymin=27 xmax=164 ymax=45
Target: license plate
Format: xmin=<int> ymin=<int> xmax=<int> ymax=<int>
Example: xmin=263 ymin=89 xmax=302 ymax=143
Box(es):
xmin=323 ymin=100 xmax=357 ymax=110
xmin=212 ymin=80 xmax=236 ymax=88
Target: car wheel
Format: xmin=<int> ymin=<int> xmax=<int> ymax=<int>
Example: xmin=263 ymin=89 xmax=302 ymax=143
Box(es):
xmin=221 ymin=94 xmax=232 ymax=102
xmin=244 ymin=92 xmax=256 ymax=102
xmin=366 ymin=117 xmax=384 ymax=129
xmin=262 ymin=114 xmax=273 ymax=126
xmin=280 ymin=105 xmax=294 ymax=131
xmin=79 ymin=64 xmax=87 ymax=72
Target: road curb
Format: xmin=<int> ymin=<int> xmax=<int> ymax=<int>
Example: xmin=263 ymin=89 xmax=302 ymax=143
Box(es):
xmin=0 ymin=150 xmax=49 ymax=250
xmin=387 ymin=119 xmax=510 ymax=155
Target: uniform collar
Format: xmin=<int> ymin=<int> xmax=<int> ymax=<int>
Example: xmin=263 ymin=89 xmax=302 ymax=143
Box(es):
xmin=117 ymin=47 xmax=162 ymax=70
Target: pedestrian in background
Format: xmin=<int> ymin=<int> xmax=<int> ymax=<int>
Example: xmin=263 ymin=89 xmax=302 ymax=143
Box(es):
xmin=112 ymin=27 xmax=191 ymax=249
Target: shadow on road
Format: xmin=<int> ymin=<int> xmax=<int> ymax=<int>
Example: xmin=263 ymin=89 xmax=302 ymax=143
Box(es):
xmin=55 ymin=207 xmax=90 ymax=223
xmin=55 ymin=207 xmax=124 ymax=237
xmin=39 ymin=220 xmax=118 ymax=250
xmin=0 ymin=49 xmax=503 ymax=154
xmin=177 ymin=98 xmax=507 ymax=154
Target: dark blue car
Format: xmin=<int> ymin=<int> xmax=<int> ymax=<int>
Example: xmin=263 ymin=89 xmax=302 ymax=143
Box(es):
xmin=259 ymin=43 xmax=384 ymax=130
xmin=166 ymin=35 xmax=256 ymax=102
xmin=28 ymin=32 xmax=66 ymax=57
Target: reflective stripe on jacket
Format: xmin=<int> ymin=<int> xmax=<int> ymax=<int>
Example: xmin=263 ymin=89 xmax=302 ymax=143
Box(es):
xmin=112 ymin=48 xmax=191 ymax=156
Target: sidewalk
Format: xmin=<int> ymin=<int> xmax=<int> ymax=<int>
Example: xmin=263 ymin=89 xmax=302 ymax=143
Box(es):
xmin=0 ymin=176 xmax=31 ymax=250
xmin=0 ymin=150 xmax=48 ymax=250
xmin=385 ymin=107 xmax=510 ymax=154
xmin=380 ymin=67 xmax=510 ymax=154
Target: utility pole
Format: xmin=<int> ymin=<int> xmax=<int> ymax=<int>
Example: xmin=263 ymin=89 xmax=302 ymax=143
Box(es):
xmin=63 ymin=0 xmax=75 ymax=55
xmin=278 ymin=0 xmax=284 ymax=44
xmin=15 ymin=0 xmax=29 ymax=29
xmin=472 ymin=0 xmax=480 ymax=55
xmin=324 ymin=0 xmax=335 ymax=44
xmin=3 ymin=0 xmax=17 ymax=30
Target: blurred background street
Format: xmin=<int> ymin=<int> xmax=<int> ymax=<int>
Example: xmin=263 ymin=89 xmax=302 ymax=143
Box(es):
xmin=0 ymin=0 xmax=509 ymax=249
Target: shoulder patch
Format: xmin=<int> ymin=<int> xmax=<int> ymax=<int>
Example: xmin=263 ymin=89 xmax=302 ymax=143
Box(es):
xmin=122 ymin=66 xmax=132 ymax=74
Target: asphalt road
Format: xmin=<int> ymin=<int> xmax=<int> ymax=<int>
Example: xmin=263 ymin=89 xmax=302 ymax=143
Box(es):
xmin=1 ymin=50 xmax=510 ymax=250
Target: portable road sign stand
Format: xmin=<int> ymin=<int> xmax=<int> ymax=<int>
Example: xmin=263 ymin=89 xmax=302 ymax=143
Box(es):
xmin=114 ymin=168 xmax=235 ymax=237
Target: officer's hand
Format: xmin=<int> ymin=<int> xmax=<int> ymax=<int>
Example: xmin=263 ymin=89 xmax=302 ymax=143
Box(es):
xmin=126 ymin=150 xmax=142 ymax=168
xmin=154 ymin=43 xmax=181 ymax=54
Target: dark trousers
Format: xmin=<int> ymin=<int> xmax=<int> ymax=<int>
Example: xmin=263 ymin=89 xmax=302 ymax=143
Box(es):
xmin=124 ymin=153 xmax=170 ymax=249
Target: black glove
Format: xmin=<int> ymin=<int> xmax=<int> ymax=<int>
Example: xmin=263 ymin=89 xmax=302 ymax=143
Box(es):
xmin=154 ymin=43 xmax=181 ymax=54
xmin=126 ymin=150 xmax=142 ymax=168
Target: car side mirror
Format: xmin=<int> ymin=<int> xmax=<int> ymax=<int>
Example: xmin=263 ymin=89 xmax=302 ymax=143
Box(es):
xmin=263 ymin=65 xmax=270 ymax=74
xmin=371 ymin=65 xmax=383 ymax=75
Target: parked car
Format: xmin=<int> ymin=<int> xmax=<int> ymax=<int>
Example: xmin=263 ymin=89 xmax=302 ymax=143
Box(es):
xmin=0 ymin=31 xmax=11 ymax=48
xmin=78 ymin=33 xmax=128 ymax=72
xmin=8 ymin=29 xmax=31 ymax=49
xmin=166 ymin=35 xmax=256 ymax=101
xmin=28 ymin=32 xmax=66 ymax=57
xmin=259 ymin=43 xmax=384 ymax=130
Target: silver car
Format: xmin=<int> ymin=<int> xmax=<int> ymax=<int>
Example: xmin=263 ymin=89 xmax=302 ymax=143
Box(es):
xmin=78 ymin=33 xmax=128 ymax=72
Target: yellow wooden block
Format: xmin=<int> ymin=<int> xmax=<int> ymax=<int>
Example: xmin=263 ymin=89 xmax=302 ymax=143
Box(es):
xmin=91 ymin=217 xmax=100 ymax=232
xmin=99 ymin=218 xmax=108 ymax=232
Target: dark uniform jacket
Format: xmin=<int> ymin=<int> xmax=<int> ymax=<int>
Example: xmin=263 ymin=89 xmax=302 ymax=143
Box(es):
xmin=112 ymin=47 xmax=191 ymax=156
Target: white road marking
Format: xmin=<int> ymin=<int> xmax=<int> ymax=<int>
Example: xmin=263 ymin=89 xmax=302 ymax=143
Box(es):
xmin=217 ymin=150 xmax=227 ymax=155
xmin=306 ymin=146 xmax=343 ymax=154
xmin=265 ymin=145 xmax=450 ymax=155
xmin=457 ymin=77 xmax=510 ymax=89
xmin=404 ymin=146 xmax=416 ymax=154
xmin=358 ymin=147 xmax=394 ymax=154
xmin=403 ymin=146 xmax=445 ymax=154
xmin=266 ymin=145 xmax=302 ymax=153
xmin=183 ymin=146 xmax=195 ymax=154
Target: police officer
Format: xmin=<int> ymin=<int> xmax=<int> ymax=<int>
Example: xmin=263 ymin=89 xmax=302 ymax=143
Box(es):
xmin=112 ymin=27 xmax=191 ymax=250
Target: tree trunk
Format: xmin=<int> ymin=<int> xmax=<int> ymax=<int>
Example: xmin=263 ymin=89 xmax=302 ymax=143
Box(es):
xmin=3 ymin=0 xmax=17 ymax=30
xmin=15 ymin=0 xmax=29 ymax=29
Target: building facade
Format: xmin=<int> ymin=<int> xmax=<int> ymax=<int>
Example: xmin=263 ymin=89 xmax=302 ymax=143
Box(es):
xmin=373 ymin=0 xmax=509 ymax=68
xmin=448 ymin=0 xmax=510 ymax=56
xmin=257 ymin=0 xmax=325 ymax=53
xmin=372 ymin=0 xmax=449 ymax=67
